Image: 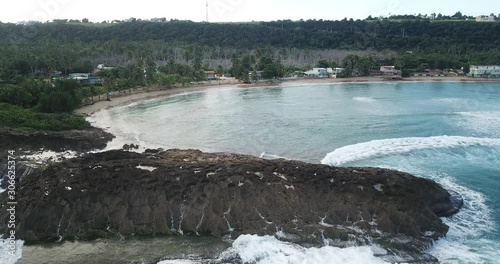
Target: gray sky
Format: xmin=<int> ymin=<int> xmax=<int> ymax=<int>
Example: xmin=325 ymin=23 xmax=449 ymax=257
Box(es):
xmin=1 ymin=0 xmax=499 ymax=23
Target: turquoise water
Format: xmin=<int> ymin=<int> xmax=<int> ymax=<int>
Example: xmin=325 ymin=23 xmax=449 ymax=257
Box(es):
xmin=92 ymin=81 xmax=500 ymax=263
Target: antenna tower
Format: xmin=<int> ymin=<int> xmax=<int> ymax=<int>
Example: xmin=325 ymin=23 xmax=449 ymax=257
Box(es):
xmin=206 ymin=0 xmax=209 ymax=22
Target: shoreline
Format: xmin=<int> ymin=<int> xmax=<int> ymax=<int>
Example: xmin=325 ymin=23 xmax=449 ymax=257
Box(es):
xmin=75 ymin=76 xmax=500 ymax=116
xmin=75 ymin=81 xmax=240 ymax=115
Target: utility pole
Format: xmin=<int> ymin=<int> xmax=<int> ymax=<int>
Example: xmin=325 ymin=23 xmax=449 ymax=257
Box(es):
xmin=206 ymin=0 xmax=209 ymax=22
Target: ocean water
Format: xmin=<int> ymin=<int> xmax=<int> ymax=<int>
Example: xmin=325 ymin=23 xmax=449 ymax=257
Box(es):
xmin=6 ymin=81 xmax=500 ymax=263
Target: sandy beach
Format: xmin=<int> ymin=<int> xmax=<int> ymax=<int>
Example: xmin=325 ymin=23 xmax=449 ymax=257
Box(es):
xmin=75 ymin=80 xmax=240 ymax=115
xmin=75 ymin=76 xmax=498 ymax=115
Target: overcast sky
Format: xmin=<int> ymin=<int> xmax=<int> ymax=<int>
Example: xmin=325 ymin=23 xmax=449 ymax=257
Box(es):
xmin=1 ymin=0 xmax=499 ymax=23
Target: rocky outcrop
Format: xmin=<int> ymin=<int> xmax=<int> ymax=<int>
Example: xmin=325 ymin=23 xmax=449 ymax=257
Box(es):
xmin=0 ymin=149 xmax=461 ymax=262
xmin=0 ymin=127 xmax=114 ymax=153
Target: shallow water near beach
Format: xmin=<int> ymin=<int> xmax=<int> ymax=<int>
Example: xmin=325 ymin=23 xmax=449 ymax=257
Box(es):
xmin=6 ymin=81 xmax=500 ymax=263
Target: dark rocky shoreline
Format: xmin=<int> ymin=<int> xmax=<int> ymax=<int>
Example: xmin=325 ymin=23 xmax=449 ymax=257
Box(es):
xmin=0 ymin=127 xmax=114 ymax=154
xmin=0 ymin=126 xmax=114 ymax=189
xmin=0 ymin=148 xmax=463 ymax=263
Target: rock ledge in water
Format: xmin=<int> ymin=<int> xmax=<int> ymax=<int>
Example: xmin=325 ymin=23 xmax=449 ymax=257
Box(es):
xmin=0 ymin=127 xmax=114 ymax=153
xmin=0 ymin=149 xmax=461 ymax=262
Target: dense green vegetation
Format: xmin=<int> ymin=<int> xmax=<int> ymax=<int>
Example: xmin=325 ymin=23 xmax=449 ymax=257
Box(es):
xmin=0 ymin=103 xmax=90 ymax=131
xmin=0 ymin=79 xmax=84 ymax=113
xmin=0 ymin=79 xmax=90 ymax=130
xmin=2 ymin=19 xmax=499 ymax=51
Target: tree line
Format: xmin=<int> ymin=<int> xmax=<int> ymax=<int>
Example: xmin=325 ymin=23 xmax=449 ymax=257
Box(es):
xmin=0 ymin=18 xmax=498 ymax=79
xmin=2 ymin=19 xmax=499 ymax=52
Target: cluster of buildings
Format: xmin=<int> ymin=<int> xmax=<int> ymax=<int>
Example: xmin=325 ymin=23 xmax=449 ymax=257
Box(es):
xmin=55 ymin=64 xmax=115 ymax=85
xmin=303 ymin=66 xmax=402 ymax=79
xmin=303 ymin=65 xmax=500 ymax=79
xmin=53 ymin=63 xmax=500 ymax=85
xmin=411 ymin=66 xmax=500 ymax=78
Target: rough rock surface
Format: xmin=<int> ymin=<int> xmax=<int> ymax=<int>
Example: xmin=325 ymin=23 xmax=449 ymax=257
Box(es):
xmin=0 ymin=127 xmax=114 ymax=153
xmin=0 ymin=149 xmax=461 ymax=262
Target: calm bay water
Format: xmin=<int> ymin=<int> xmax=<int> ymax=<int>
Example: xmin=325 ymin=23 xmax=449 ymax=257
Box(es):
xmin=88 ymin=81 xmax=500 ymax=263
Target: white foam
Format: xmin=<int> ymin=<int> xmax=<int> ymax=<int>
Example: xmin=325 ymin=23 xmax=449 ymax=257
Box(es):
xmin=87 ymin=110 xmax=151 ymax=152
xmin=321 ymin=136 xmax=500 ymax=166
xmin=217 ymin=235 xmax=388 ymax=264
xmin=352 ymin=97 xmax=376 ymax=102
xmin=0 ymin=239 xmax=24 ymax=264
xmin=431 ymin=98 xmax=468 ymax=104
xmin=321 ymin=136 xmax=500 ymax=263
xmin=454 ymin=111 xmax=500 ymax=136
xmin=427 ymin=175 xmax=500 ymax=263
xmin=136 ymin=165 xmax=157 ymax=172
xmin=364 ymin=165 xmax=499 ymax=264
xmin=20 ymin=150 xmax=78 ymax=165
xmin=158 ymin=260 xmax=199 ymax=264
xmin=260 ymin=152 xmax=289 ymax=160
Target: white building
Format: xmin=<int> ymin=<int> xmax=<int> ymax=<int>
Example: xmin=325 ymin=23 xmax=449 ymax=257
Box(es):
xmin=469 ymin=65 xmax=500 ymax=78
xmin=68 ymin=73 xmax=90 ymax=80
xmin=476 ymin=16 xmax=495 ymax=22
xmin=380 ymin=66 xmax=396 ymax=73
xmin=97 ymin=64 xmax=115 ymax=71
xmin=331 ymin=68 xmax=345 ymax=78
xmin=304 ymin=68 xmax=329 ymax=78
xmin=304 ymin=68 xmax=346 ymax=78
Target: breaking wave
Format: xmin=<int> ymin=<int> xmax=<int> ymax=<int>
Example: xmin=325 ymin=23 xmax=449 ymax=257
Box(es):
xmin=158 ymin=235 xmax=388 ymax=264
xmin=321 ymin=136 xmax=500 ymax=166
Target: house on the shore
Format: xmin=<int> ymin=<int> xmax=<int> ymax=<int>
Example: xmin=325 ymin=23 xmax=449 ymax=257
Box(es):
xmin=413 ymin=69 xmax=445 ymax=77
xmin=68 ymin=73 xmax=103 ymax=85
xmin=380 ymin=66 xmax=396 ymax=74
xmin=96 ymin=64 xmax=115 ymax=71
xmin=68 ymin=73 xmax=90 ymax=80
xmin=371 ymin=66 xmax=402 ymax=77
xmin=304 ymin=68 xmax=329 ymax=78
xmin=205 ymin=71 xmax=217 ymax=80
xmin=476 ymin=15 xmax=495 ymax=22
xmin=249 ymin=71 xmax=264 ymax=80
xmin=469 ymin=65 xmax=500 ymax=78
xmin=331 ymin=68 xmax=345 ymax=78
xmin=304 ymin=68 xmax=341 ymax=78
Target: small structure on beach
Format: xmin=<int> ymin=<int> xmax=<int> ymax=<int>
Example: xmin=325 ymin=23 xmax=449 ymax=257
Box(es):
xmin=380 ymin=66 xmax=396 ymax=74
xmin=248 ymin=71 xmax=264 ymax=81
xmin=331 ymin=68 xmax=345 ymax=78
xmin=370 ymin=66 xmax=402 ymax=78
xmin=205 ymin=71 xmax=217 ymax=80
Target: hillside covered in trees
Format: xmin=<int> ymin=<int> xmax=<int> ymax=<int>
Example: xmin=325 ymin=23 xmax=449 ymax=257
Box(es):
xmin=1 ymin=18 xmax=499 ymax=77
xmin=1 ymin=19 xmax=500 ymax=51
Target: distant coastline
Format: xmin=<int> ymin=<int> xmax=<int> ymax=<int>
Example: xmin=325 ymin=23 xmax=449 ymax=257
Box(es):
xmin=76 ymin=76 xmax=500 ymax=116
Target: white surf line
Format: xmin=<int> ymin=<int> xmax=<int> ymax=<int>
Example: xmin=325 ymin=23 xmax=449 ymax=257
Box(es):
xmin=321 ymin=136 xmax=500 ymax=166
